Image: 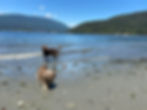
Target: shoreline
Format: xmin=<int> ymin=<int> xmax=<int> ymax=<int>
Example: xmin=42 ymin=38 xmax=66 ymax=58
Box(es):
xmin=1 ymin=61 xmax=147 ymax=110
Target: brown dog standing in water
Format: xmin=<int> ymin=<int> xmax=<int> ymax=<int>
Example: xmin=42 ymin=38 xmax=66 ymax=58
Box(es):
xmin=42 ymin=45 xmax=59 ymax=63
xmin=37 ymin=64 xmax=56 ymax=91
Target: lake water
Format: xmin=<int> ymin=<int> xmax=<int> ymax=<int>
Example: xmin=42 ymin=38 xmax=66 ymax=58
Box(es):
xmin=0 ymin=31 xmax=147 ymax=79
xmin=0 ymin=31 xmax=147 ymax=59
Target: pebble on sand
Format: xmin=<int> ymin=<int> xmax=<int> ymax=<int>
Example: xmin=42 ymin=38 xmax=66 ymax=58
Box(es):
xmin=19 ymin=81 xmax=27 ymax=87
xmin=17 ymin=100 xmax=25 ymax=108
xmin=1 ymin=107 xmax=6 ymax=110
xmin=65 ymin=102 xmax=76 ymax=109
xmin=1 ymin=80 xmax=9 ymax=86
xmin=130 ymin=92 xmax=136 ymax=100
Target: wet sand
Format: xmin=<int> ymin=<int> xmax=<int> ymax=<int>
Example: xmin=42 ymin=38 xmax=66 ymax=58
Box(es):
xmin=1 ymin=58 xmax=147 ymax=110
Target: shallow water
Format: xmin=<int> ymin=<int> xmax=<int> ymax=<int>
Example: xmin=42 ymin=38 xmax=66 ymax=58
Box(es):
xmin=0 ymin=31 xmax=147 ymax=79
xmin=1 ymin=31 xmax=147 ymax=59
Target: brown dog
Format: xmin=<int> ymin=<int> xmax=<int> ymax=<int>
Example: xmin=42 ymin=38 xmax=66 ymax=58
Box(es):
xmin=42 ymin=46 xmax=59 ymax=62
xmin=37 ymin=64 xmax=56 ymax=91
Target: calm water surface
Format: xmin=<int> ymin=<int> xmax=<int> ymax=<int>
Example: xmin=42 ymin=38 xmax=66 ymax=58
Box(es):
xmin=0 ymin=31 xmax=147 ymax=79
xmin=0 ymin=31 xmax=147 ymax=59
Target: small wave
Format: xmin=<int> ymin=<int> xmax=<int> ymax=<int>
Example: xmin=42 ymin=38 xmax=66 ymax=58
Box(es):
xmin=0 ymin=52 xmax=41 ymax=60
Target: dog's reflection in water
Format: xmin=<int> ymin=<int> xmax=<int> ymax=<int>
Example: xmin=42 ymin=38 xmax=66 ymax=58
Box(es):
xmin=37 ymin=64 xmax=57 ymax=91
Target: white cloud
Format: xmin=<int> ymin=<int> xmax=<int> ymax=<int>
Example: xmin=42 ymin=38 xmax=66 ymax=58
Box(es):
xmin=45 ymin=12 xmax=53 ymax=18
xmin=39 ymin=5 xmax=45 ymax=11
xmin=0 ymin=11 xmax=4 ymax=15
xmin=68 ymin=23 xmax=77 ymax=28
xmin=45 ymin=12 xmax=58 ymax=19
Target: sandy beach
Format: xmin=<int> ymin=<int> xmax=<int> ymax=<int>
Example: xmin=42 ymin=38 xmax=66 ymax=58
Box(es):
xmin=1 ymin=57 xmax=147 ymax=110
xmin=1 ymin=32 xmax=147 ymax=110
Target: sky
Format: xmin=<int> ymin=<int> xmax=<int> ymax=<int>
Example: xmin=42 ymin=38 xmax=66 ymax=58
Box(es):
xmin=0 ymin=0 xmax=147 ymax=27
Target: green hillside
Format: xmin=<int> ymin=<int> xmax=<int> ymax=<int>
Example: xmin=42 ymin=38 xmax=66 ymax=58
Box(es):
xmin=71 ymin=11 xmax=147 ymax=34
xmin=0 ymin=14 xmax=68 ymax=32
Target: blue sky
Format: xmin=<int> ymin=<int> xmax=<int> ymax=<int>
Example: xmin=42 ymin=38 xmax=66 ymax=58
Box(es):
xmin=0 ymin=0 xmax=147 ymax=27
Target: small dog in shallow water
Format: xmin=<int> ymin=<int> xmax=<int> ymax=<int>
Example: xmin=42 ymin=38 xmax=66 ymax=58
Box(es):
xmin=37 ymin=64 xmax=56 ymax=91
xmin=42 ymin=45 xmax=59 ymax=63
